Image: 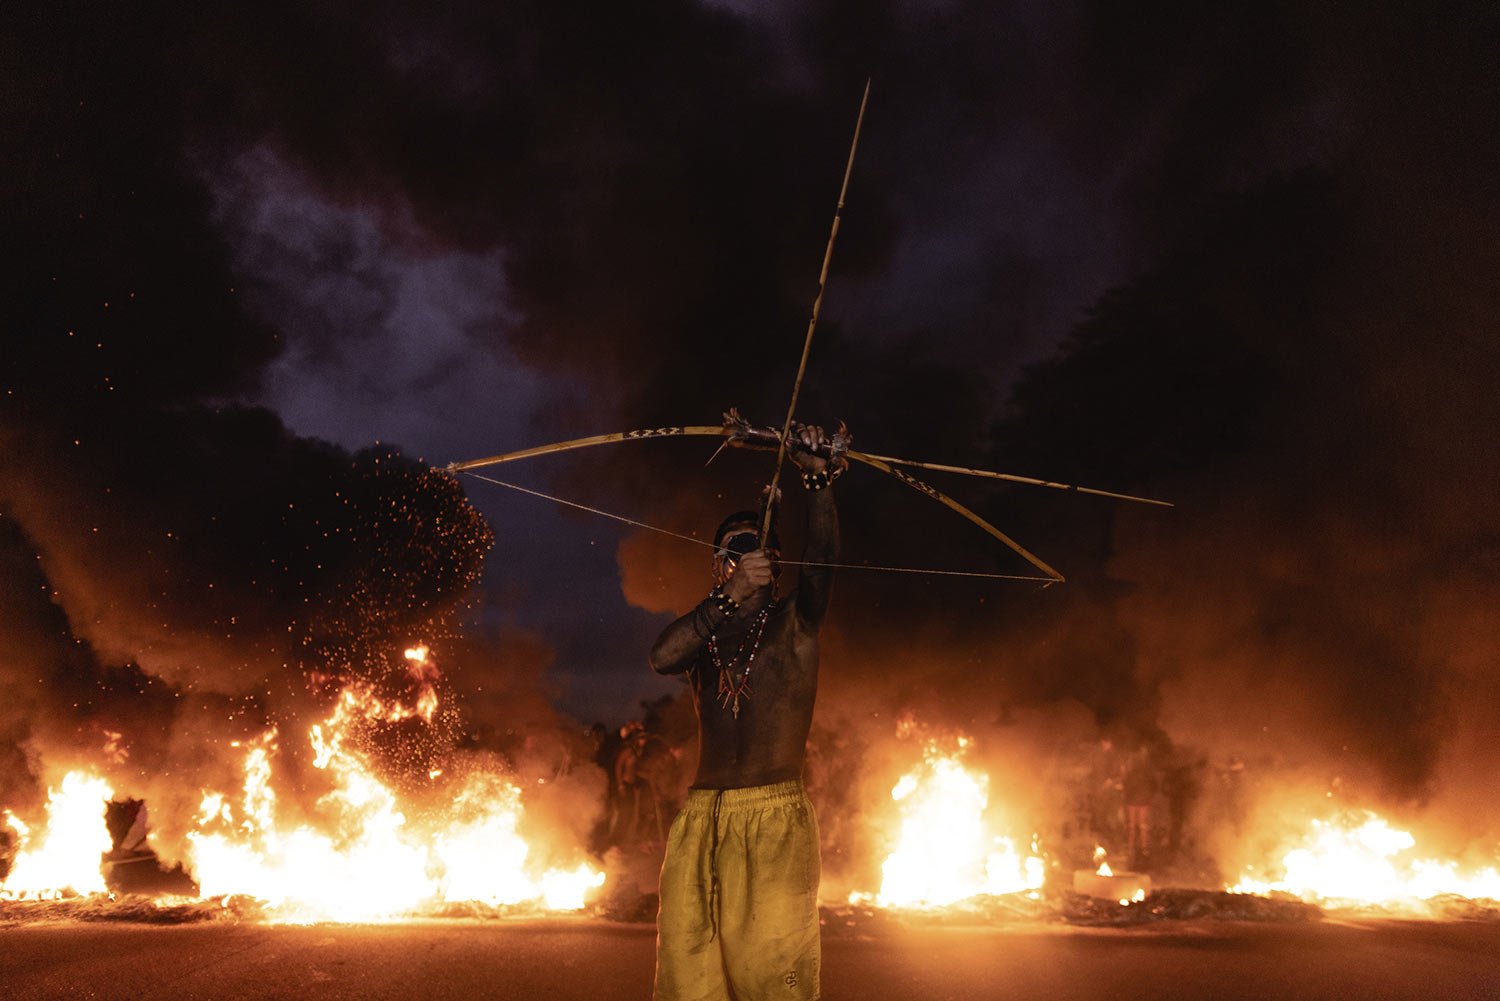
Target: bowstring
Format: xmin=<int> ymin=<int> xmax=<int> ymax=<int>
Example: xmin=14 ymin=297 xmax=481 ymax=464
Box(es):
xmin=458 ymin=469 xmax=1056 ymax=583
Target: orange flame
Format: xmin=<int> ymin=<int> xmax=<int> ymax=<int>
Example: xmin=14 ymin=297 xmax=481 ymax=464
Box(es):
xmin=1 ymin=772 xmax=115 ymax=900
xmin=1231 ymin=810 xmax=1500 ymax=907
xmin=184 ymin=662 xmax=601 ymax=921
xmin=854 ymin=737 xmax=1044 ymax=908
xmin=1 ymin=643 xmax=602 ymax=919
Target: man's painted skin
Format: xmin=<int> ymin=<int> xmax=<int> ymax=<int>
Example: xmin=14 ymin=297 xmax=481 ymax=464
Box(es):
xmin=650 ymin=423 xmax=840 ymax=789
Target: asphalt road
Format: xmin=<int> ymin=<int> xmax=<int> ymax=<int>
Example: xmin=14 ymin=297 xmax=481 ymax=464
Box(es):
xmin=3 ymin=917 xmax=1499 ymax=1001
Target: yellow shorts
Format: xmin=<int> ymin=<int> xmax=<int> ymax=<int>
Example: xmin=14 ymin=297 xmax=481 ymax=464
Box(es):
xmin=654 ymin=780 xmax=821 ymax=1001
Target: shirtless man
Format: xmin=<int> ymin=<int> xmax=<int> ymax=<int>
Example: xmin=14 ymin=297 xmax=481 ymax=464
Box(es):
xmin=649 ymin=422 xmax=841 ymax=1001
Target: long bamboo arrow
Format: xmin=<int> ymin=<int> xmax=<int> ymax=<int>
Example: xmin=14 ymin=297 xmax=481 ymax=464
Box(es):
xmin=760 ymin=79 xmax=872 ymax=543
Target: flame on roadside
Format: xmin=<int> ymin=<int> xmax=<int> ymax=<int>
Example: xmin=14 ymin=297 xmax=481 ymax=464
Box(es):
xmin=1231 ymin=811 xmax=1500 ymax=907
xmin=185 ymin=668 xmax=602 ymax=922
xmin=852 ymin=737 xmax=1045 ymax=908
xmin=1 ymin=772 xmax=116 ymax=900
xmin=2 ymin=647 xmax=603 ymax=920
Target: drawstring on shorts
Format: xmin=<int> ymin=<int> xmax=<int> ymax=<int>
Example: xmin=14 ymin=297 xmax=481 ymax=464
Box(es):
xmin=681 ymin=781 xmax=804 ymax=946
xmin=708 ymin=789 xmax=724 ymax=941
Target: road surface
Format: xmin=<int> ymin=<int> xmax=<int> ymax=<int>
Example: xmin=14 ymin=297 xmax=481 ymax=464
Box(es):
xmin=3 ymin=916 xmax=1499 ymax=1000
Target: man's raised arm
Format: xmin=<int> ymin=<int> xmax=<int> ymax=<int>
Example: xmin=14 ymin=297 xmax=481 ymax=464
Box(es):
xmin=794 ymin=482 xmax=838 ymax=628
xmin=793 ymin=424 xmax=842 ymax=629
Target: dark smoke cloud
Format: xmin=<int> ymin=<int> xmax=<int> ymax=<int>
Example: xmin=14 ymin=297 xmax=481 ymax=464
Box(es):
xmin=1 ymin=6 xmax=495 ymax=851
xmin=0 ymin=405 xmax=493 ymax=848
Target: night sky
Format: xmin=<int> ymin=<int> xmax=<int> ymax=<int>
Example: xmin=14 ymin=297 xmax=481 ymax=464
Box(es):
xmin=3 ymin=2 xmax=1499 ymax=846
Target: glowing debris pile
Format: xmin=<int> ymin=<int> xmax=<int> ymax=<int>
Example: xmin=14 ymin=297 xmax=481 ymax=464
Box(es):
xmin=1232 ymin=811 xmax=1500 ymax=908
xmin=855 ymin=736 xmax=1045 ymax=909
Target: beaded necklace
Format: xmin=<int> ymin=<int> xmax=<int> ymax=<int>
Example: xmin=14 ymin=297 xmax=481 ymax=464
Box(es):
xmin=707 ymin=601 xmax=776 ymax=719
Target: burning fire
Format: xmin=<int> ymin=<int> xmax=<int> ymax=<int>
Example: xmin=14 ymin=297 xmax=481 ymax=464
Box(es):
xmin=1082 ymin=846 xmax=1146 ymax=905
xmin=186 ymin=672 xmax=602 ymax=921
xmin=854 ymin=737 xmax=1044 ymax=908
xmin=403 ymin=645 xmax=441 ymax=722
xmin=1 ymin=648 xmax=603 ymax=920
xmin=1 ymin=772 xmax=116 ymax=900
xmin=17 ymin=670 xmax=1497 ymax=926
xmin=1232 ymin=810 xmax=1500 ymax=907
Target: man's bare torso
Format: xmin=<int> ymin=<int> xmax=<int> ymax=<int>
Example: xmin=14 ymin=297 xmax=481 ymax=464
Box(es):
xmin=688 ymin=597 xmax=819 ymax=788
xmin=647 ymin=422 xmax=841 ymax=789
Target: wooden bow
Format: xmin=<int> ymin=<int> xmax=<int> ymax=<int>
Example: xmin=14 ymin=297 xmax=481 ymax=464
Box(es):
xmin=447 ymin=413 xmax=1172 ymax=585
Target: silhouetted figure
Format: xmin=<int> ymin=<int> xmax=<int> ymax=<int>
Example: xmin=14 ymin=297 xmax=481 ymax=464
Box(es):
xmin=587 ymin=722 xmax=620 ymax=853
xmin=1088 ymin=737 xmax=1125 ymax=846
xmin=610 ymin=721 xmax=650 ymax=848
xmin=1123 ymin=746 xmax=1157 ymax=870
xmin=1163 ymin=749 xmax=1205 ymax=864
xmin=1223 ymin=754 xmax=1247 ymax=833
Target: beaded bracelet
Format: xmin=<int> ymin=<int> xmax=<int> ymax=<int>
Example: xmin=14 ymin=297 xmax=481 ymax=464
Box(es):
xmin=801 ymin=466 xmax=843 ymax=491
xmin=708 ymin=585 xmax=741 ymax=618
